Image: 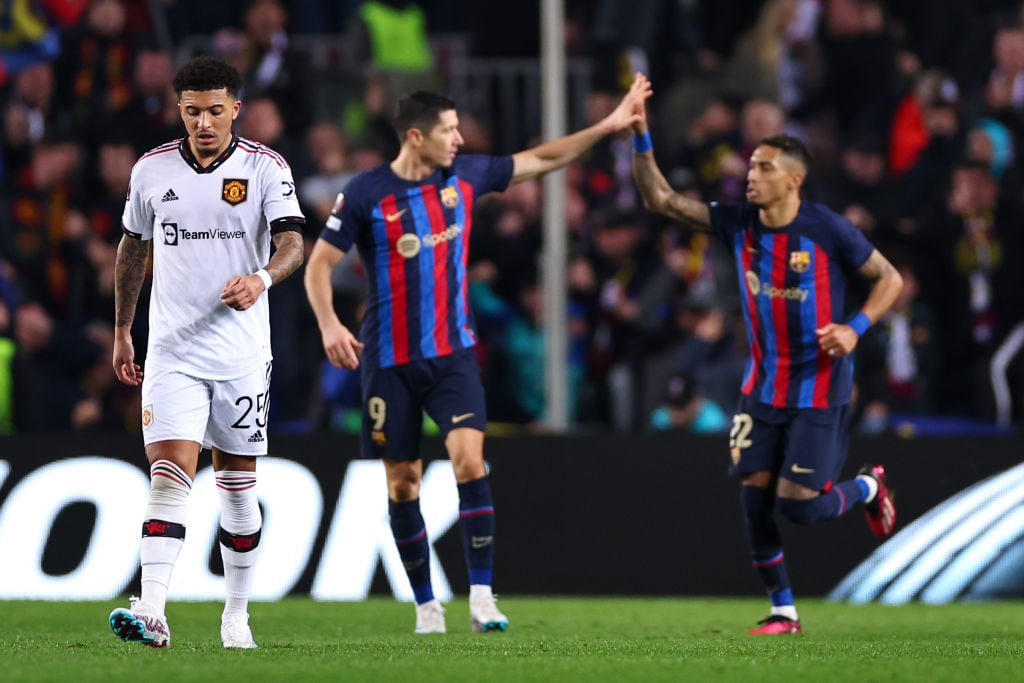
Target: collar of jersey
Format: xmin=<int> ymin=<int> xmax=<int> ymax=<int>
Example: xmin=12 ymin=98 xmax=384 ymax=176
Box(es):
xmin=178 ymin=134 xmax=239 ymax=174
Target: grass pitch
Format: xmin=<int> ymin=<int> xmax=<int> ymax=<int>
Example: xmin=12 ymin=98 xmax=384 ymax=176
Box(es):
xmin=1 ymin=597 xmax=1020 ymax=683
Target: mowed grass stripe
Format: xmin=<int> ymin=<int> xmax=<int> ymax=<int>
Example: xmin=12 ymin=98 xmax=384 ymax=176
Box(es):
xmin=1 ymin=597 xmax=1021 ymax=683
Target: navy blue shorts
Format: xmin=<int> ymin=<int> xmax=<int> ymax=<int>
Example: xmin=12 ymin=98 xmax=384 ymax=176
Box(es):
xmin=360 ymin=348 xmax=487 ymax=462
xmin=727 ymin=393 xmax=850 ymax=491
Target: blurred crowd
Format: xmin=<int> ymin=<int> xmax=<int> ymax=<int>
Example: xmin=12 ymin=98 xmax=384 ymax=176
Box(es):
xmin=1 ymin=0 xmax=1023 ymax=436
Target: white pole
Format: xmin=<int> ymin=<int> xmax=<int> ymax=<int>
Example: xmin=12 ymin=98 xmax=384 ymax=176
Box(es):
xmin=540 ymin=0 xmax=569 ymax=431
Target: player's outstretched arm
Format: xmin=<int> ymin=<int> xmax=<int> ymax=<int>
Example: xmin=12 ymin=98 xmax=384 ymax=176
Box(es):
xmin=304 ymin=239 xmax=364 ymax=370
xmin=113 ymin=233 xmax=149 ymax=385
xmin=630 ymin=92 xmax=712 ymax=232
xmin=221 ymin=230 xmax=304 ymax=311
xmin=509 ymin=72 xmax=652 ymax=183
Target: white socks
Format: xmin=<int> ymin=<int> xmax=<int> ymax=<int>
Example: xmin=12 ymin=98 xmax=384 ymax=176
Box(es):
xmin=216 ymin=470 xmax=261 ymax=617
xmin=857 ymin=474 xmax=879 ymax=503
xmin=771 ymin=605 xmax=799 ymax=621
xmin=140 ymin=460 xmax=192 ymax=615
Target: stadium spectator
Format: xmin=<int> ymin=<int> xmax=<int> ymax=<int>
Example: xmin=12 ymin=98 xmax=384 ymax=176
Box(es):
xmin=985 ymin=26 xmax=1024 ymax=126
xmin=10 ymin=298 xmax=108 ymax=431
xmin=812 ymin=0 xmax=900 ymax=139
xmin=303 ymin=77 xmax=652 ymax=634
xmin=579 ymin=207 xmax=660 ymax=431
xmin=579 ymin=88 xmax=644 ymax=214
xmin=0 ymin=262 xmax=19 ymax=433
xmin=0 ymin=138 xmax=84 ymax=324
xmin=931 ymin=161 xmax=1024 ymax=418
xmin=240 ymin=0 xmax=316 ymax=136
xmin=53 ymin=0 xmax=139 ymax=152
xmin=647 ymin=296 xmax=744 ymax=435
xmin=468 ymin=177 xmax=543 ymax=304
xmin=107 ymin=56 xmax=305 ymax=650
xmin=825 ymin=133 xmax=899 ymax=242
xmin=889 ymin=69 xmax=962 ymax=179
xmin=888 ymin=69 xmax=964 ymax=237
xmin=469 ymin=271 xmax=589 ymax=428
xmin=718 ymin=98 xmax=787 ymax=201
xmin=235 ymin=94 xmax=308 ymax=176
xmin=664 ymin=95 xmax=742 ymax=200
xmin=298 ymin=121 xmax=358 ymax=225
xmin=966 ymin=117 xmax=1023 ymax=202
xmin=853 ymin=258 xmax=937 ymax=433
xmin=0 ymin=0 xmax=64 ymax=88
xmin=2 ymin=61 xmax=58 ymax=173
xmin=113 ymin=44 xmax=182 ymax=153
xmin=631 ymin=86 xmax=902 ymax=634
xmin=348 ymin=0 xmax=435 ymax=86
xmin=719 ymin=0 xmax=817 ymax=109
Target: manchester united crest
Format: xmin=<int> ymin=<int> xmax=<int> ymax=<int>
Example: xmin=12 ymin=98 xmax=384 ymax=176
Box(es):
xmin=142 ymin=405 xmax=153 ymax=429
xmin=440 ymin=185 xmax=459 ymax=208
xmin=222 ymin=178 xmax=248 ymax=205
xmin=789 ymin=250 xmax=811 ymax=273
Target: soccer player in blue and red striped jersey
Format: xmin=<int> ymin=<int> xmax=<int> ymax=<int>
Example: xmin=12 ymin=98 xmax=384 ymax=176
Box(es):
xmin=630 ymin=82 xmax=902 ymax=635
xmin=305 ymin=76 xmax=652 ymax=634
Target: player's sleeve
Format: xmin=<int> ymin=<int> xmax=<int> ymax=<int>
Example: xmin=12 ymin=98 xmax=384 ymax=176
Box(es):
xmin=458 ymin=154 xmax=514 ymax=194
xmin=121 ymin=160 xmax=155 ymax=240
xmin=317 ymin=174 xmax=364 ymax=253
xmin=261 ymin=155 xmax=306 ymax=234
xmin=832 ymin=212 xmax=875 ymax=269
xmin=707 ymin=202 xmax=748 ymax=245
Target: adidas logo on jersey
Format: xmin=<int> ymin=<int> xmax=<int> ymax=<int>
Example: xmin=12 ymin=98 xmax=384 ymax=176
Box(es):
xmin=161 ymin=189 xmax=179 ymax=202
xmin=247 ymin=430 xmax=265 ymax=443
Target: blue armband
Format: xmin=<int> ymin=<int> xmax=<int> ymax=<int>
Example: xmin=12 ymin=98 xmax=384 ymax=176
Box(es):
xmin=634 ymin=131 xmax=653 ymax=154
xmin=848 ymin=312 xmax=871 ymax=337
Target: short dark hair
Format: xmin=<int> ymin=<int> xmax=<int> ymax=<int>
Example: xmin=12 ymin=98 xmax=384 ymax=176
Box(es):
xmin=172 ymin=55 xmax=242 ymax=97
xmin=760 ymin=134 xmax=811 ymax=170
xmin=393 ymin=91 xmax=457 ymax=139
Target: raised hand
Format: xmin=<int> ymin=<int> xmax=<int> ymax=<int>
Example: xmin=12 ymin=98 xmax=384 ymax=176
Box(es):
xmin=603 ymin=72 xmax=653 ymax=134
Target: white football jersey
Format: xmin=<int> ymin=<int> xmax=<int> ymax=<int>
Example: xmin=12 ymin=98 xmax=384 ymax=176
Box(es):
xmin=122 ymin=135 xmax=303 ymax=379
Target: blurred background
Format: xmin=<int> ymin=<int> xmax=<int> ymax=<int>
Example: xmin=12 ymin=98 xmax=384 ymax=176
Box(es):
xmin=1 ymin=0 xmax=1022 ymax=440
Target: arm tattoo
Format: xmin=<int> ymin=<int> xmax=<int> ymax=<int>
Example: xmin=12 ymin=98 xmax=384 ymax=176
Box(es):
xmin=114 ymin=236 xmax=150 ymax=329
xmin=666 ymin=193 xmax=712 ymax=231
xmin=266 ymin=231 xmax=305 ymax=285
xmin=633 ymin=154 xmax=673 ymax=201
xmin=858 ymin=250 xmax=897 ymax=282
xmin=633 ymin=154 xmax=712 ymax=231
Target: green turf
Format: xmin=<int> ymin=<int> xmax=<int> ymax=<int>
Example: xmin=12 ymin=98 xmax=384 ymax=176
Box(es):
xmin=1 ymin=597 xmax=1021 ymax=683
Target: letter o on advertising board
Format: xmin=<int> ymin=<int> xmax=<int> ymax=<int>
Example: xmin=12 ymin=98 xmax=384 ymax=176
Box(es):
xmin=0 ymin=457 xmax=149 ymax=599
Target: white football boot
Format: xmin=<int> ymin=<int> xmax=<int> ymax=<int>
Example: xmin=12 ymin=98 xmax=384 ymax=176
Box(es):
xmin=109 ymin=596 xmax=171 ymax=648
xmin=469 ymin=585 xmax=509 ymax=633
xmin=415 ymin=599 xmax=447 ymax=634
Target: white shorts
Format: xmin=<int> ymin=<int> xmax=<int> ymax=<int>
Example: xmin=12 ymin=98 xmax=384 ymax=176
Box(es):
xmin=140 ymin=362 xmax=272 ymax=455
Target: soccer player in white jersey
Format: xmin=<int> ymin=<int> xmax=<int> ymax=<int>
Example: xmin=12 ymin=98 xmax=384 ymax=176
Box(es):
xmin=107 ymin=56 xmax=305 ymax=649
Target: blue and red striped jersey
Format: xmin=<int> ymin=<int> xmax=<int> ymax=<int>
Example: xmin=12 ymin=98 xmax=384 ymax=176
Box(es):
xmin=710 ymin=201 xmax=875 ymax=408
xmin=319 ymin=155 xmax=514 ymax=368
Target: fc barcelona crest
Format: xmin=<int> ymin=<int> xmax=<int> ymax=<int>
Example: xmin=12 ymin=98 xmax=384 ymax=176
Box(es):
xmin=789 ymin=250 xmax=811 ymax=273
xmin=222 ymin=178 xmax=248 ymax=205
xmin=440 ymin=186 xmax=460 ymax=208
